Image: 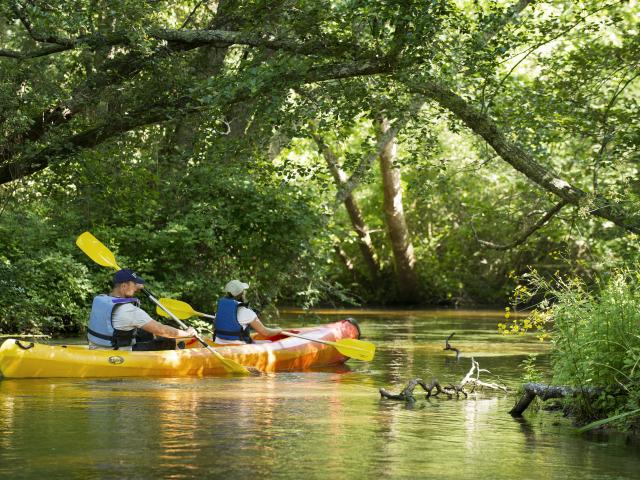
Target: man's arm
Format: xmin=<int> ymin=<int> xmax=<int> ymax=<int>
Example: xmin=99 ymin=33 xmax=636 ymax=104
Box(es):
xmin=141 ymin=319 xmax=196 ymax=338
xmin=114 ymin=303 xmax=196 ymax=338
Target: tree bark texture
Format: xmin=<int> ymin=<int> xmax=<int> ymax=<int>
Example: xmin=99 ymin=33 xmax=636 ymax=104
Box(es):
xmin=311 ymin=129 xmax=382 ymax=280
xmin=376 ymin=116 xmax=421 ymax=301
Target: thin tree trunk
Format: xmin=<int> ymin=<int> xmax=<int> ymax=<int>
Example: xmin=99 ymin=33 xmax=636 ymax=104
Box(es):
xmin=333 ymin=243 xmax=358 ymax=281
xmin=376 ymin=116 xmax=420 ymax=301
xmin=310 ymin=129 xmax=382 ymax=280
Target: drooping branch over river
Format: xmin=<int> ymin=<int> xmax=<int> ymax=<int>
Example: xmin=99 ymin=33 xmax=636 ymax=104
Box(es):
xmin=1 ymin=0 xmax=638 ymax=239
xmin=1 ymin=0 xmax=639 ymax=326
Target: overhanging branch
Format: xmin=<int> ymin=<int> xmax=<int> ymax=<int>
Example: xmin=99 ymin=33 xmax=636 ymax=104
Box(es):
xmin=0 ymin=101 xmax=187 ymax=184
xmin=0 ymin=26 xmax=369 ymax=61
xmin=477 ymin=199 xmax=569 ymax=250
xmin=0 ymin=59 xmax=393 ymax=184
xmin=408 ymin=78 xmax=640 ymax=234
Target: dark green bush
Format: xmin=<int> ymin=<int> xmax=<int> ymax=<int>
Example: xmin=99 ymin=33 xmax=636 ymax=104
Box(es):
xmin=0 ymin=254 xmax=95 ymax=335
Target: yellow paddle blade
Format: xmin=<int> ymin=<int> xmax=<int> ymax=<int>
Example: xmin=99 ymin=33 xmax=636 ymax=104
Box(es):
xmin=333 ymin=338 xmax=376 ymax=361
xmin=208 ymin=347 xmax=254 ymax=375
xmin=75 ymin=233 xmax=253 ymax=375
xmin=76 ymin=232 xmax=120 ymax=270
xmin=156 ymin=298 xmax=196 ymax=320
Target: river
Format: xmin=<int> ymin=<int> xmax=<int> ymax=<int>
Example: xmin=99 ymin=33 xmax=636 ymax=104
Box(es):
xmin=1 ymin=310 xmax=638 ymax=479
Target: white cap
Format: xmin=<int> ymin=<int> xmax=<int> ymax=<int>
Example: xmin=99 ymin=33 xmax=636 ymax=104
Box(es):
xmin=225 ymin=279 xmax=249 ymax=297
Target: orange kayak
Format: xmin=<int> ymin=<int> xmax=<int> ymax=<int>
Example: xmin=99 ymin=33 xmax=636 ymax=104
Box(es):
xmin=0 ymin=319 xmax=361 ymax=378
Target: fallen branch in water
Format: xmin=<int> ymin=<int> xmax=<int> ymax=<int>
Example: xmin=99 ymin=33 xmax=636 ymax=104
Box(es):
xmin=444 ymin=332 xmax=460 ymax=360
xmin=463 ymin=358 xmax=509 ymax=393
xmin=380 ymin=358 xmax=508 ymax=403
xmin=509 ymin=383 xmax=604 ymax=417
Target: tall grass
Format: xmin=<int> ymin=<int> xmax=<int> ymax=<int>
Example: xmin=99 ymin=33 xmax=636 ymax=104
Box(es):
xmin=515 ymin=269 xmax=640 ymax=431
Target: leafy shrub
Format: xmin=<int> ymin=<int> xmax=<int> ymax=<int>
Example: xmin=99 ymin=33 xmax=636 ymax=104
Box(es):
xmin=505 ymin=269 xmax=640 ymax=428
xmin=520 ymin=354 xmax=543 ymax=384
xmin=0 ymin=254 xmax=95 ymax=335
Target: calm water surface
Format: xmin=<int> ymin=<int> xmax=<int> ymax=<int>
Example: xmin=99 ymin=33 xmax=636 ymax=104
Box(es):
xmin=1 ymin=310 xmax=639 ymax=479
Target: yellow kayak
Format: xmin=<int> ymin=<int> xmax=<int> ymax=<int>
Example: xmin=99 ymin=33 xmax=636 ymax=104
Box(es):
xmin=0 ymin=320 xmax=361 ymax=378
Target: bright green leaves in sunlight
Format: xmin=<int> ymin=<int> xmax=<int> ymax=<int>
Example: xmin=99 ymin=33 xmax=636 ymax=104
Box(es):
xmin=1 ymin=0 xmax=639 ymax=336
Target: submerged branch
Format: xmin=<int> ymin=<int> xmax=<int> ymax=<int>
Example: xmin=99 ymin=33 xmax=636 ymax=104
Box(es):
xmin=380 ymin=358 xmax=508 ymax=403
xmin=444 ymin=332 xmax=461 ymax=359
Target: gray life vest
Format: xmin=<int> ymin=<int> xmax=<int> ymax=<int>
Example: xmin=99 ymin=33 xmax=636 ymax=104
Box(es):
xmin=87 ymin=295 xmax=140 ymax=348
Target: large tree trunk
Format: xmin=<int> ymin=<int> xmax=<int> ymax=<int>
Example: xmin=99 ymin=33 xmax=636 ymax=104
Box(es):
xmin=376 ymin=116 xmax=421 ymax=301
xmin=310 ymin=129 xmax=382 ymax=281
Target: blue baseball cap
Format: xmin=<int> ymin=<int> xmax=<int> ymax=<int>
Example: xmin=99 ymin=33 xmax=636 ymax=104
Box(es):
xmin=113 ymin=269 xmax=145 ymax=285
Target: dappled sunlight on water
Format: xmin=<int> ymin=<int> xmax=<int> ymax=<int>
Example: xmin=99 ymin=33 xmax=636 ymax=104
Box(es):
xmin=1 ymin=310 xmax=639 ymax=479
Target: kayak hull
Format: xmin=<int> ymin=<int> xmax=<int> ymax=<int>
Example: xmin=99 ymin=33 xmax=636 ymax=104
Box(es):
xmin=0 ymin=320 xmax=360 ymax=378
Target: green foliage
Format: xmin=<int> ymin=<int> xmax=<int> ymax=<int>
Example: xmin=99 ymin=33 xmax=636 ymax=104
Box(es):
xmin=514 ymin=354 xmax=544 ymax=412
xmin=550 ymin=273 xmax=640 ymax=391
xmin=0 ymin=253 xmax=95 ymax=335
xmin=0 ymin=119 xmax=329 ymax=333
xmin=520 ymin=354 xmax=543 ymax=384
xmin=505 ymin=269 xmax=640 ymax=429
xmin=1 ymin=1 xmax=640 ymax=326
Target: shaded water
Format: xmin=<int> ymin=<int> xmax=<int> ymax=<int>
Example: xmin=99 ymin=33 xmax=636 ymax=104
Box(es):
xmin=1 ymin=310 xmax=639 ymax=479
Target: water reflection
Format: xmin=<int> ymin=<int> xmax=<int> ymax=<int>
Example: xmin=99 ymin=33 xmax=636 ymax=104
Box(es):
xmin=1 ymin=310 xmax=639 ymax=479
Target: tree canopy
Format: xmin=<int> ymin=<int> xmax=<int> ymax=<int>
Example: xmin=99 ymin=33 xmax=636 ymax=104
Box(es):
xmin=1 ymin=0 xmax=639 ymax=333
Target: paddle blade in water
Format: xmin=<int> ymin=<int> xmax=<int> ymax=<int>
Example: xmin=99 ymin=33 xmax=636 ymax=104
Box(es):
xmin=207 ymin=347 xmax=255 ymax=376
xmin=335 ymin=338 xmax=376 ymax=361
xmin=76 ymin=232 xmax=120 ymax=270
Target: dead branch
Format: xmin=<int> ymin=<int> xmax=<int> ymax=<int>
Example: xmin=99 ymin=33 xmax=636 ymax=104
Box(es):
xmin=444 ymin=332 xmax=460 ymax=359
xmin=464 ymin=358 xmax=509 ymax=393
xmin=509 ymin=382 xmax=603 ymax=417
xmin=477 ymin=199 xmax=569 ymax=250
xmin=380 ymin=358 xmax=508 ymax=403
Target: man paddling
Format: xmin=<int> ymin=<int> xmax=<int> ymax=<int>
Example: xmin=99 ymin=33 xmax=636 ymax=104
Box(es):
xmin=88 ymin=269 xmax=196 ymax=351
xmin=214 ymin=280 xmax=282 ymax=344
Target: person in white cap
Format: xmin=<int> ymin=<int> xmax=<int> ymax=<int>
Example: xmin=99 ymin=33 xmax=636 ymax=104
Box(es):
xmin=214 ymin=280 xmax=282 ymax=344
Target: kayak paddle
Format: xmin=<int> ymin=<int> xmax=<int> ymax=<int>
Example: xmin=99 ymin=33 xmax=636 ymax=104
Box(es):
xmin=75 ymin=231 xmax=252 ymax=375
xmin=155 ymin=297 xmax=375 ymax=361
xmin=156 ymin=297 xmax=216 ymax=320
xmin=281 ymin=332 xmax=375 ymax=361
